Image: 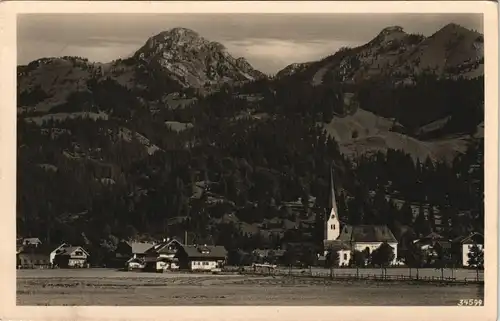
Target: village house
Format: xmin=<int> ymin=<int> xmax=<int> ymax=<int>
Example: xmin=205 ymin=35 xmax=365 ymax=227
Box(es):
xmin=252 ymin=248 xmax=286 ymax=264
xmin=143 ymin=238 xmax=184 ymax=272
xmin=175 ymin=244 xmax=227 ymax=271
xmin=17 ymin=247 xmax=51 ymax=269
xmin=113 ymin=240 xmax=154 ymax=267
xmin=17 ymin=237 xmax=43 ymax=253
xmin=323 ymin=167 xmax=398 ymax=266
xmin=452 ymin=232 xmax=484 ymax=267
xmin=53 ymin=246 xmax=90 ymax=268
xmin=17 ymin=243 xmax=71 ymax=269
xmin=413 ymin=232 xmax=452 ymax=265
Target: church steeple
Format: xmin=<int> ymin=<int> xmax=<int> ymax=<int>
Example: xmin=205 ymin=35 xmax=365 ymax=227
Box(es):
xmin=325 ymin=163 xmax=340 ymax=241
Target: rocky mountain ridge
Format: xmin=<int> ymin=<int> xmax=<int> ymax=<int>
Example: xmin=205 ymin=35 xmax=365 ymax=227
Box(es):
xmin=278 ymin=23 xmax=483 ymax=85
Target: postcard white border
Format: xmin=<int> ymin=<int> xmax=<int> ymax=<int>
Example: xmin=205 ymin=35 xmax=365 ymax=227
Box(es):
xmin=0 ymin=1 xmax=497 ymax=321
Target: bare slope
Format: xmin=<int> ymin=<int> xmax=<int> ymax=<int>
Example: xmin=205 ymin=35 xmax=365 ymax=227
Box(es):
xmin=321 ymin=108 xmax=473 ymax=162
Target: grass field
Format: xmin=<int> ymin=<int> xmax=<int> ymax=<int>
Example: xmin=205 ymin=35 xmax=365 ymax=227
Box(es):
xmin=17 ymin=268 xmax=484 ymax=306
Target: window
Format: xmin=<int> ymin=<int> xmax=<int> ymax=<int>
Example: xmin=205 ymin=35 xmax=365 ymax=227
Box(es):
xmin=75 ymin=251 xmax=83 ymax=256
xmin=330 ymin=224 xmax=336 ymax=230
xmin=344 ymin=253 xmax=348 ymax=260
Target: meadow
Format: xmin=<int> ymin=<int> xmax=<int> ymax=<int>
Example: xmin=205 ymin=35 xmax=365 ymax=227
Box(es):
xmin=17 ymin=268 xmax=484 ymax=306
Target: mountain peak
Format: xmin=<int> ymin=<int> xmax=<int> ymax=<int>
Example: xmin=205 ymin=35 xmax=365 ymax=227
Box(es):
xmin=379 ymin=25 xmax=405 ymax=35
xmin=130 ymin=27 xmax=264 ymax=89
xmin=432 ymin=22 xmax=481 ymax=38
xmin=370 ymin=25 xmax=407 ymax=46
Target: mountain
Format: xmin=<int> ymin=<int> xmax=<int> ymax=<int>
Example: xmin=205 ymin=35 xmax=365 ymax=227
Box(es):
xmin=272 ymin=23 xmax=484 ymax=162
xmin=278 ymin=23 xmax=483 ymax=85
xmin=16 ymin=24 xmax=484 ymax=260
xmin=17 ymin=28 xmax=265 ymax=112
xmin=104 ymin=27 xmax=265 ymax=99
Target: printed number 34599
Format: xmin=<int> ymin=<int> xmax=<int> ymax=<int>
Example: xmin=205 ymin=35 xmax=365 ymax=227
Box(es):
xmin=458 ymin=299 xmax=483 ymax=306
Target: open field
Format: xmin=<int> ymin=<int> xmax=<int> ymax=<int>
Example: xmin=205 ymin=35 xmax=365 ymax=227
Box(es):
xmin=17 ymin=269 xmax=484 ymax=306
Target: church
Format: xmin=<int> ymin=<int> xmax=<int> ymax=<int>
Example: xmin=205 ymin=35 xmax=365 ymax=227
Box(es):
xmin=323 ymin=166 xmax=398 ymax=266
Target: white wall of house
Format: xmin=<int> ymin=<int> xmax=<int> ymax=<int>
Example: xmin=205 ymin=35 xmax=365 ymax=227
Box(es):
xmin=49 ymin=251 xmax=58 ymax=264
xmin=156 ymin=261 xmax=166 ymax=271
xmin=338 ymin=249 xmax=351 ymax=266
xmin=68 ymin=258 xmax=87 ymax=267
xmin=128 ymin=261 xmax=144 ymax=269
xmin=462 ymin=244 xmax=483 ymax=267
xmin=190 ymin=260 xmax=217 ymax=271
xmin=353 ymin=242 xmax=398 ymax=265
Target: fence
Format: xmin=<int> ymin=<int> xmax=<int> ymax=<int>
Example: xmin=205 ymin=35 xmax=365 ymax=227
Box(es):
xmin=230 ymin=266 xmax=484 ymax=284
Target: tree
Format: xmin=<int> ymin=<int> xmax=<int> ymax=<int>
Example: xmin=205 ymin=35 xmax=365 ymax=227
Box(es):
xmin=300 ymin=248 xmax=318 ymax=272
xmin=283 ymin=248 xmax=298 ymax=272
xmin=350 ymin=250 xmax=366 ymax=268
xmin=371 ymin=242 xmax=395 ymax=277
xmin=414 ymin=206 xmax=431 ymax=237
xmin=433 ymin=242 xmax=453 ymax=280
xmin=467 ymin=243 xmax=484 ymax=281
xmin=402 ymin=241 xmax=424 ymax=279
xmin=325 ymin=249 xmax=340 ymax=278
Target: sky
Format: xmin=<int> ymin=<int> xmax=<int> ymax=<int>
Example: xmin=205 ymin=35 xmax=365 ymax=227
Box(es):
xmin=17 ymin=13 xmax=483 ymax=75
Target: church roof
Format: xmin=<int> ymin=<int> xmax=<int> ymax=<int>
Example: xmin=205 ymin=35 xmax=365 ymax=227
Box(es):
xmin=323 ymin=240 xmax=351 ymax=251
xmin=338 ymin=225 xmax=398 ymax=243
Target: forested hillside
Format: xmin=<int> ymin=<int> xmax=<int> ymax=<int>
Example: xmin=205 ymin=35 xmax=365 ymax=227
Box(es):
xmin=17 ymin=24 xmax=484 ymax=264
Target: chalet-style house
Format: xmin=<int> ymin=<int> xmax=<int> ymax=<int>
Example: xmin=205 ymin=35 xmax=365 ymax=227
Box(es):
xmin=175 ymin=244 xmax=227 ymax=271
xmin=323 ymin=167 xmax=398 ymax=266
xmin=17 ymin=243 xmax=68 ymax=269
xmin=17 ymin=247 xmax=51 ymax=269
xmin=53 ymin=246 xmax=90 ymax=268
xmin=143 ymin=238 xmax=184 ymax=272
xmin=115 ymin=241 xmax=155 ymax=260
xmin=452 ymin=232 xmax=484 ymax=267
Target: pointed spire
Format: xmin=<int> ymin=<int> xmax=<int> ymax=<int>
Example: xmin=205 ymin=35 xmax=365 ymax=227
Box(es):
xmin=330 ymin=162 xmax=339 ymax=216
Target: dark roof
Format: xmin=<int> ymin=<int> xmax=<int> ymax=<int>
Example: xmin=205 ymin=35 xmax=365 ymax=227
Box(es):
xmin=338 ymin=225 xmax=398 ymax=243
xmin=18 ymin=249 xmax=50 ymax=257
xmin=127 ymin=241 xmax=155 ymax=254
xmin=180 ymin=245 xmax=227 ymax=259
xmin=22 ymin=238 xmax=42 ymax=245
xmin=145 ymin=238 xmax=183 ymax=254
xmin=58 ymin=246 xmax=89 ymax=256
xmin=17 ymin=252 xmax=50 ymax=262
xmin=18 ymin=245 xmax=53 ymax=255
xmin=323 ymin=240 xmax=351 ymax=251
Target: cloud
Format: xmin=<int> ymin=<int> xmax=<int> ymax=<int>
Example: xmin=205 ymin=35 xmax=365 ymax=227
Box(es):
xmin=17 ymin=13 xmax=483 ymax=73
xmin=225 ymin=38 xmax=364 ymax=74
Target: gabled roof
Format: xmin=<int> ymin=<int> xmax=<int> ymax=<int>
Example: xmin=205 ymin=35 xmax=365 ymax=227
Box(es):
xmin=146 ymin=238 xmax=183 ymax=254
xmin=127 ymin=241 xmax=155 ymax=254
xmin=338 ymin=225 xmax=398 ymax=243
xmin=18 ymin=246 xmax=50 ymax=256
xmin=22 ymin=238 xmax=42 ymax=245
xmin=58 ymin=246 xmax=90 ymax=256
xmin=180 ymin=245 xmax=227 ymax=259
xmin=323 ymin=240 xmax=351 ymax=251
